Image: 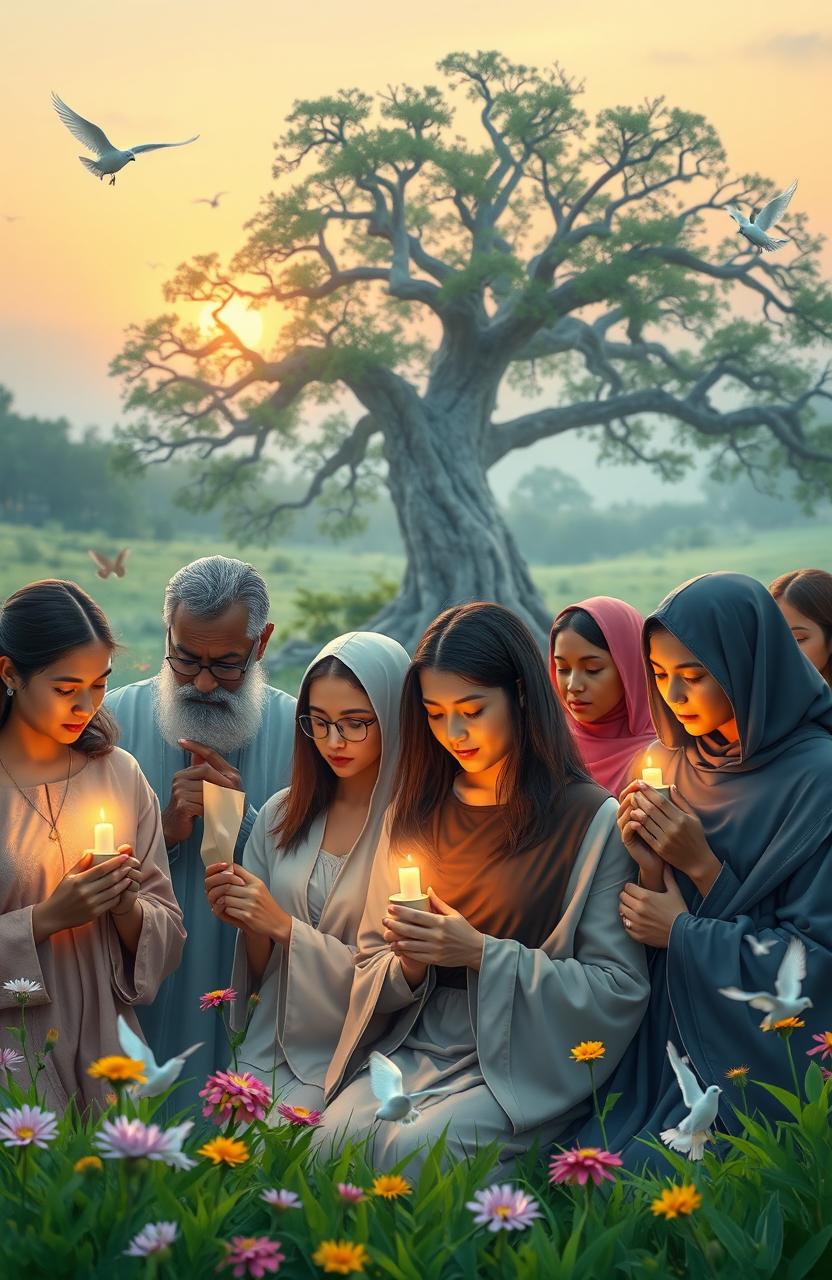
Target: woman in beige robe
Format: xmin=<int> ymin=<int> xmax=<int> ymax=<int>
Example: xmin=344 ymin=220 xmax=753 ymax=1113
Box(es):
xmin=206 ymin=631 xmax=409 ymax=1113
xmin=0 ymin=580 xmax=185 ymax=1112
xmin=319 ymin=603 xmax=649 ymax=1172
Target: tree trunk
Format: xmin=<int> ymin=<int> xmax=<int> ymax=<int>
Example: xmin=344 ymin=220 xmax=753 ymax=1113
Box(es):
xmin=366 ymin=396 xmax=551 ymax=655
xmin=271 ymin=389 xmax=553 ymax=670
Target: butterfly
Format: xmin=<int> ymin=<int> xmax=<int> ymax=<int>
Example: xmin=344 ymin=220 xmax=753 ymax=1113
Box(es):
xmin=88 ymin=547 xmax=130 ymax=579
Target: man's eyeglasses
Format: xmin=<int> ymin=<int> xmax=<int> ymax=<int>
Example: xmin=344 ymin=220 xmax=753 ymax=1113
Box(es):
xmin=298 ymin=714 xmax=377 ymax=742
xmin=164 ymin=629 xmax=257 ymax=683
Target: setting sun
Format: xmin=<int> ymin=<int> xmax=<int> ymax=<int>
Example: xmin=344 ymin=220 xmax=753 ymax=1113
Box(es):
xmin=198 ymin=297 xmax=264 ymax=349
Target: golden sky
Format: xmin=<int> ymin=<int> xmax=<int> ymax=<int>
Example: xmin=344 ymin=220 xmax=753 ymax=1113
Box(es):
xmin=1 ymin=0 xmax=830 ymax=464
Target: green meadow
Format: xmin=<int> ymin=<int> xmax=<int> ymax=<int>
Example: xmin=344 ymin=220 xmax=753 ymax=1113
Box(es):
xmin=1 ymin=520 xmax=830 ymax=690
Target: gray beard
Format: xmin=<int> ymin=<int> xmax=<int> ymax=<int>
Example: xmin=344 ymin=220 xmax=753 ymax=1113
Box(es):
xmin=153 ymin=659 xmax=268 ymax=756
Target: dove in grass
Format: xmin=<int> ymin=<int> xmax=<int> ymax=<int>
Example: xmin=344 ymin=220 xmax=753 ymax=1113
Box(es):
xmin=369 ymin=1051 xmax=456 ymax=1124
xmin=52 ymin=93 xmax=198 ymax=186
xmin=725 ymin=179 xmax=797 ymax=253
xmin=116 ymin=1014 xmax=203 ymax=1098
xmin=660 ymin=1041 xmax=721 ymax=1161
xmin=744 ymin=934 xmax=779 ymax=958
xmin=719 ymin=934 xmax=812 ymax=1029
xmin=88 ymin=547 xmax=129 ymax=579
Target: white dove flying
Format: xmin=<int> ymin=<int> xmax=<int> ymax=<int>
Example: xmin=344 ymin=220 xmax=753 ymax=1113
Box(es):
xmin=719 ymin=934 xmax=812 ymax=1028
xmin=744 ymin=934 xmax=779 ymax=958
xmin=725 ymin=179 xmax=797 ymax=253
xmin=369 ymin=1051 xmax=456 ymax=1124
xmin=660 ymin=1040 xmax=721 ymax=1161
xmin=52 ymin=93 xmax=199 ymax=186
xmin=116 ymin=1014 xmax=203 ymax=1098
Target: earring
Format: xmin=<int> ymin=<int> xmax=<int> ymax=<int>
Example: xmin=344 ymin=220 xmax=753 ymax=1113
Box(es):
xmin=5 ymin=688 xmax=12 ymax=698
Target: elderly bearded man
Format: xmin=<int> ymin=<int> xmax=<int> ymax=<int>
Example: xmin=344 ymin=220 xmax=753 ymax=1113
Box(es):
xmin=106 ymin=556 xmax=295 ymax=1094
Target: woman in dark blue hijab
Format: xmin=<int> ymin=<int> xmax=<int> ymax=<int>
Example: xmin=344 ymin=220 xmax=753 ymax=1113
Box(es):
xmin=586 ymin=572 xmax=832 ymax=1165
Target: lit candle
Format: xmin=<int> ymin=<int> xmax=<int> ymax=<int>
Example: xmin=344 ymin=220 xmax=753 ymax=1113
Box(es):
xmin=641 ymin=756 xmax=670 ymax=793
xmin=94 ymin=808 xmax=115 ymax=857
xmin=398 ymin=863 xmax=423 ymax=900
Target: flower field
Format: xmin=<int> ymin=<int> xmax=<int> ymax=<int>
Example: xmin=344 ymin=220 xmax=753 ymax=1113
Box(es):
xmin=1 ymin=984 xmax=831 ymax=1279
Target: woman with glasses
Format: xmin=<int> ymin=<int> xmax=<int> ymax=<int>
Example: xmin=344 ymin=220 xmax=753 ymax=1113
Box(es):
xmin=204 ymin=630 xmax=410 ymax=1115
xmin=318 ymin=604 xmax=649 ymax=1173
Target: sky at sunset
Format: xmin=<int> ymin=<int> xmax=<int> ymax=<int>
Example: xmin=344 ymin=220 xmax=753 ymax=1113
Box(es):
xmin=2 ymin=2 xmax=830 ymax=502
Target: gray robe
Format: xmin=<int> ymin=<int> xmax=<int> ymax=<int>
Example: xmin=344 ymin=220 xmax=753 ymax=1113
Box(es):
xmin=320 ymin=798 xmax=649 ymax=1172
xmin=230 ymin=631 xmax=410 ymax=1115
xmin=105 ymin=676 xmax=295 ymax=1093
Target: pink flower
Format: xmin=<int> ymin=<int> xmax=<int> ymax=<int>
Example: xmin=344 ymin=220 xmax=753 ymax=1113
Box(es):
xmin=0 ymin=1104 xmax=58 ymax=1148
xmin=0 ymin=1047 xmax=24 ymax=1074
xmin=95 ymin=1116 xmax=196 ymax=1168
xmin=466 ymin=1184 xmax=543 ymax=1232
xmin=336 ymin=1182 xmax=366 ymax=1203
xmin=124 ymin=1221 xmax=178 ymax=1257
xmin=218 ymin=1236 xmax=285 ymax=1278
xmin=260 ymin=1188 xmax=301 ymax=1211
xmin=807 ymin=1032 xmax=832 ymax=1063
xmin=200 ymin=1071 xmax=273 ymax=1127
xmin=200 ymin=988 xmax=237 ymax=1012
xmin=273 ymin=1103 xmax=322 ymax=1127
xmin=548 ymin=1146 xmax=623 ymax=1188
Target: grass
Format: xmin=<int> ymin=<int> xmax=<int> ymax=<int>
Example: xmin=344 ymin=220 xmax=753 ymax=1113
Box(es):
xmin=1 ymin=520 xmax=830 ymax=692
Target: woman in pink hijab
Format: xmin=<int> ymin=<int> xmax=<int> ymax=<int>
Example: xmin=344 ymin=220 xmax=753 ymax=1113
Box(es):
xmin=549 ymin=597 xmax=655 ymax=797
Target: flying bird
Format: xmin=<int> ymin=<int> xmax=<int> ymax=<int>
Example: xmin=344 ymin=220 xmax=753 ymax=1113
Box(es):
xmin=744 ymin=934 xmax=779 ymax=958
xmin=194 ymin=191 xmax=228 ymax=208
xmin=719 ymin=934 xmax=812 ymax=1028
xmin=725 ymin=179 xmax=798 ymax=253
xmin=368 ymin=1051 xmax=455 ymax=1124
xmin=116 ymin=1014 xmax=203 ymax=1099
xmin=660 ymin=1040 xmax=721 ymax=1161
xmin=88 ymin=547 xmax=129 ymax=579
xmin=51 ymin=92 xmax=199 ymax=186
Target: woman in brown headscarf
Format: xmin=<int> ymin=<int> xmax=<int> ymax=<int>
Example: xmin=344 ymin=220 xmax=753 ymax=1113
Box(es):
xmin=319 ymin=604 xmax=649 ymax=1172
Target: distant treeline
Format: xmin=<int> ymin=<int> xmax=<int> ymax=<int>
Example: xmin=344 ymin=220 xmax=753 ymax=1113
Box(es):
xmin=2 ymin=387 xmax=825 ymax=562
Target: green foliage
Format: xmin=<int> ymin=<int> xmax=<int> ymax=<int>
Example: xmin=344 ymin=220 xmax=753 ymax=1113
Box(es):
xmin=285 ymin=574 xmax=399 ymax=645
xmin=1 ymin=1019 xmax=832 ymax=1277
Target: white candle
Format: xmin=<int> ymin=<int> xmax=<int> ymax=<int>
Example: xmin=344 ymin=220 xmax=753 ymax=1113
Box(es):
xmin=94 ymin=808 xmax=115 ymax=857
xmin=641 ymin=764 xmax=664 ymax=788
xmin=398 ymin=863 xmax=422 ymax=900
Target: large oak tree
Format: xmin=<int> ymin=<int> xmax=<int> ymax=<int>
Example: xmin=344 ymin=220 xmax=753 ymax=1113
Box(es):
xmin=114 ymin=51 xmax=832 ymax=651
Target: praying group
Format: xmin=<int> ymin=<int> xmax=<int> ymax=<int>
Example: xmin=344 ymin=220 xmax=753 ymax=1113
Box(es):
xmin=1 ymin=557 xmax=831 ymax=1173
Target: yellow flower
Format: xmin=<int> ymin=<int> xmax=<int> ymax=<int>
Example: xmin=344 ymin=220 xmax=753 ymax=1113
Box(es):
xmin=651 ymin=1184 xmax=702 ymax=1220
xmin=312 ymin=1239 xmax=370 ymax=1275
xmin=197 ymin=1136 xmax=249 ymax=1166
xmin=371 ymin=1173 xmax=412 ymax=1200
xmin=46 ymin=1028 xmax=59 ymax=1045
xmin=73 ymin=1155 xmax=103 ymax=1174
xmin=762 ymin=1017 xmax=805 ymax=1032
xmin=87 ymin=1055 xmax=147 ymax=1084
xmin=570 ymin=1040 xmax=606 ymax=1063
xmin=725 ymin=1065 xmax=749 ymax=1080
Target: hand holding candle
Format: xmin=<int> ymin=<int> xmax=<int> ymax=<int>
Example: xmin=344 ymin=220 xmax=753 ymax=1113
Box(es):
xmin=640 ymin=756 xmax=670 ymax=796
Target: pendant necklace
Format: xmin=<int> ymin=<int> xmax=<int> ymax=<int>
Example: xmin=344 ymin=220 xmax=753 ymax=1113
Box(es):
xmin=0 ymin=747 xmax=73 ymax=846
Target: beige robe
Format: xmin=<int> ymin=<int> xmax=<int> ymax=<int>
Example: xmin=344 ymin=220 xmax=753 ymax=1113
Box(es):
xmin=229 ymin=630 xmax=411 ymax=1113
xmin=0 ymin=748 xmax=185 ymax=1111
xmin=320 ymin=798 xmax=649 ymax=1170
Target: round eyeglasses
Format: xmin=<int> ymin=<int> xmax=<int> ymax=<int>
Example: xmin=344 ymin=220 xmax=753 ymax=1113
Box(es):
xmin=164 ymin=629 xmax=257 ymax=683
xmin=297 ymin=714 xmax=377 ymax=742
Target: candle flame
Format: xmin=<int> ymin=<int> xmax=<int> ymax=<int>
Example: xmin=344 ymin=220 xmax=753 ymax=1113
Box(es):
xmin=645 ymin=755 xmax=652 ymax=768
xmin=98 ymin=807 xmax=107 ymax=821
xmin=405 ymin=853 xmax=412 ymax=864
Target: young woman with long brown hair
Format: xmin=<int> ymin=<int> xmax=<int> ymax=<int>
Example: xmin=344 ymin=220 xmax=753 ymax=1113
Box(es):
xmin=318 ymin=603 xmax=649 ymax=1172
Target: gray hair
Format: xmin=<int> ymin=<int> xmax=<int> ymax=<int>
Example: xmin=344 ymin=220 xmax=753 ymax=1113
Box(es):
xmin=163 ymin=556 xmax=270 ymax=638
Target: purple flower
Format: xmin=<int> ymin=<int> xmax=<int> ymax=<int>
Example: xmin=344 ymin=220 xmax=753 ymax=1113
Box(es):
xmin=0 ymin=1047 xmax=25 ymax=1074
xmin=466 ymin=1183 xmax=543 ymax=1232
xmin=218 ymin=1236 xmax=285 ymax=1277
xmin=124 ymin=1221 xmax=178 ymax=1257
xmin=0 ymin=1104 xmax=58 ymax=1148
xmin=336 ymin=1182 xmax=366 ymax=1203
xmin=95 ymin=1116 xmax=196 ymax=1168
xmin=200 ymin=1071 xmax=272 ymax=1127
xmin=260 ymin=1188 xmax=301 ymax=1211
xmin=548 ymin=1146 xmax=623 ymax=1187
